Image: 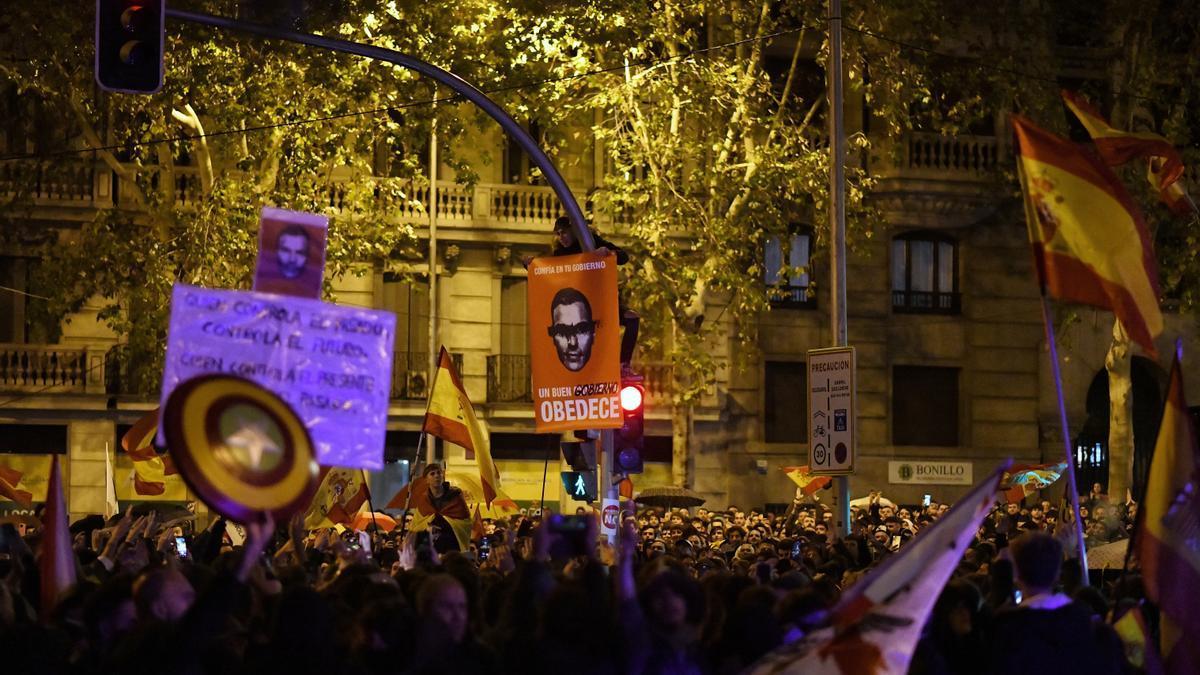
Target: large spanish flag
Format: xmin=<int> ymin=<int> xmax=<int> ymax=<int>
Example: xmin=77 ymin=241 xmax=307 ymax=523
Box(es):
xmin=424 ymin=348 xmax=500 ymax=507
xmin=303 ymin=467 xmax=369 ymax=529
xmin=747 ymin=462 xmax=1008 ymax=675
xmin=1135 ymin=343 xmax=1200 ymax=674
xmin=1012 ymin=115 xmax=1163 ymax=356
xmin=1062 ymin=91 xmax=1191 ymax=216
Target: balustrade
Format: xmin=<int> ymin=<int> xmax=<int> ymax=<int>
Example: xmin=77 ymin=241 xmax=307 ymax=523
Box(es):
xmin=905 ymin=132 xmax=1001 ymax=176
xmin=0 ymin=344 xmax=92 ymax=392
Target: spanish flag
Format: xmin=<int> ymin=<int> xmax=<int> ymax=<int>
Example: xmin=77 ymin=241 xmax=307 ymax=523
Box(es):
xmin=304 ymin=467 xmax=369 ymax=529
xmin=1000 ymin=462 xmax=1065 ymax=504
xmin=120 ymin=408 xmax=179 ymax=495
xmin=1062 ymin=91 xmax=1192 ymax=216
xmin=1012 ymin=115 xmax=1163 ymax=356
xmin=385 ymin=474 xmax=473 ymax=551
xmin=1134 ymin=342 xmax=1200 ymax=674
xmin=424 ymin=348 xmax=501 ymax=507
xmin=0 ymin=465 xmax=33 ymax=508
xmin=783 ymin=466 xmax=833 ymax=496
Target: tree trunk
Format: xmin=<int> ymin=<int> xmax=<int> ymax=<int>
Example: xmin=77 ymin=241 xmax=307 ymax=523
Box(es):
xmin=671 ymin=398 xmax=690 ymax=488
xmin=1106 ymin=319 xmax=1133 ymax=501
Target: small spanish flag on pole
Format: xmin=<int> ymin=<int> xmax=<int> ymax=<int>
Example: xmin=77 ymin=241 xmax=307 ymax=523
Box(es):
xmin=424 ymin=347 xmax=501 ymax=507
xmin=782 ymin=466 xmax=833 ymax=496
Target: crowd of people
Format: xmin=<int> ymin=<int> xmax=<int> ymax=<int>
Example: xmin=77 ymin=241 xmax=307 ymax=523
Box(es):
xmin=0 ymin=481 xmax=1146 ymax=675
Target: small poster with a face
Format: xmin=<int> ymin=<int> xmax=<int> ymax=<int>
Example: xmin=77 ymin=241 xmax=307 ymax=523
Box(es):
xmin=527 ymin=251 xmax=622 ymax=433
xmin=253 ymin=207 xmax=328 ymax=299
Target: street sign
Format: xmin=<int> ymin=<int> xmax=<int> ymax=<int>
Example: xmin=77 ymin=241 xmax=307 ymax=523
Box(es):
xmin=807 ymin=346 xmax=855 ymax=475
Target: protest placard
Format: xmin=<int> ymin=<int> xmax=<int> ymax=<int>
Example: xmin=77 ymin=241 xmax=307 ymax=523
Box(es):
xmin=527 ymin=251 xmax=622 ymax=433
xmin=253 ymin=207 xmax=328 ymax=299
xmin=158 ymin=284 xmax=396 ymax=470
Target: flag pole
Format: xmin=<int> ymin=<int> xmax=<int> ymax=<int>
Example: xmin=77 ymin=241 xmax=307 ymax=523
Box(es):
xmin=1040 ymin=295 xmax=1090 ymax=579
xmin=360 ymin=469 xmax=379 ymax=534
xmin=538 ymin=436 xmax=551 ymax=517
xmin=398 ymin=432 xmax=427 ymax=533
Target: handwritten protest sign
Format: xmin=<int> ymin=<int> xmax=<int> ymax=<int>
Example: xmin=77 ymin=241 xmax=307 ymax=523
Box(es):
xmin=527 ymin=251 xmax=622 ymax=432
xmin=158 ymin=284 xmax=396 ymax=470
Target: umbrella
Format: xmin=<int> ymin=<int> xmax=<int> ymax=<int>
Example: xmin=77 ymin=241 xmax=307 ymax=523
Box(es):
xmin=351 ymin=510 xmax=397 ymax=532
xmin=1088 ymin=538 xmax=1129 ymax=569
xmin=634 ymin=485 xmax=706 ymax=509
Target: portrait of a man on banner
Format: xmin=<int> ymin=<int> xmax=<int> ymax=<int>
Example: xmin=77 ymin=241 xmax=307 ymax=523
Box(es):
xmin=527 ymin=251 xmax=622 ymax=433
xmin=253 ymin=207 xmax=328 ymax=299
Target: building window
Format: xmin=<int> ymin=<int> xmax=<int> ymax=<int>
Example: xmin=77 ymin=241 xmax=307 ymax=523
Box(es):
xmin=892 ymin=366 xmax=959 ymax=446
xmin=490 ymin=433 xmax=560 ymax=461
xmin=765 ymin=230 xmax=815 ymax=308
xmin=489 ymin=278 xmax=532 ymax=403
xmin=765 ymin=361 xmax=808 ymax=443
xmin=503 ymin=120 xmax=544 ymax=185
xmin=0 ymin=257 xmax=31 ymax=343
xmin=499 ymin=278 xmax=528 ymax=356
xmin=380 ymin=274 xmax=431 ymax=399
xmin=892 ymin=232 xmax=959 ymax=314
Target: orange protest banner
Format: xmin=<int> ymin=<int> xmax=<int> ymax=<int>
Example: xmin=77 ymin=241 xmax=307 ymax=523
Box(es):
xmin=527 ymin=251 xmax=622 ymax=432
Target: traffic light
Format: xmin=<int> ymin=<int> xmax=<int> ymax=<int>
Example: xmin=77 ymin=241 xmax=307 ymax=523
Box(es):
xmin=561 ymin=471 xmax=597 ymax=502
xmin=612 ymin=379 xmax=645 ymax=475
xmin=561 ymin=431 xmax=597 ymax=502
xmin=95 ymin=0 xmax=165 ymax=94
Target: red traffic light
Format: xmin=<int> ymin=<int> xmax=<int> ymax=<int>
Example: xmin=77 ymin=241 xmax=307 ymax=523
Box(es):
xmin=619 ymin=384 xmax=644 ymax=412
xmin=95 ymin=0 xmax=164 ymax=94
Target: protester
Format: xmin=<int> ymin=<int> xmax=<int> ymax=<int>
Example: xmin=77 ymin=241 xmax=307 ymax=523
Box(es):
xmin=0 ymin=481 xmax=1145 ymax=675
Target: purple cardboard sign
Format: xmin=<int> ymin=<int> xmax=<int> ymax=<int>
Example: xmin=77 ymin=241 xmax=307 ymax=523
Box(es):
xmin=158 ymin=284 xmax=396 ymax=470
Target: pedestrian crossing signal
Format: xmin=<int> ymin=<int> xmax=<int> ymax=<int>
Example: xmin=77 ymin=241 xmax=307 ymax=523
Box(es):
xmin=561 ymin=471 xmax=596 ymax=502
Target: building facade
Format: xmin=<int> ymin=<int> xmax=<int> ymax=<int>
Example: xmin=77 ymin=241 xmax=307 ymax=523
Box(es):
xmin=2 ymin=54 xmax=1198 ymax=521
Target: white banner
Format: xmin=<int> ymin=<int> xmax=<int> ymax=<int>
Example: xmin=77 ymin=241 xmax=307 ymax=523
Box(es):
xmin=158 ymin=284 xmax=396 ymax=470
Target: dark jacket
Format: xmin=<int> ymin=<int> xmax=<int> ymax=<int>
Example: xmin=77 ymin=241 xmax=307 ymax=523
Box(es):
xmin=552 ymin=232 xmax=629 ymax=265
xmin=988 ymin=600 xmax=1127 ymax=675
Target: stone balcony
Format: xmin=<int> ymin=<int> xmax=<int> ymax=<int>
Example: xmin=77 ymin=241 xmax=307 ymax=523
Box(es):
xmin=870 ymin=131 xmax=1009 ymax=229
xmin=0 ymin=343 xmax=109 ymax=395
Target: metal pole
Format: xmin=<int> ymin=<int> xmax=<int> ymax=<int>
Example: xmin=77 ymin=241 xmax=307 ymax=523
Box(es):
xmin=1041 ymin=297 xmax=1091 ymax=579
xmin=164 ymin=8 xmax=595 ymax=254
xmin=600 ymin=428 xmax=614 ymax=502
xmin=827 ymin=0 xmax=851 ymax=537
xmin=426 ymin=116 xmax=438 ymax=466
